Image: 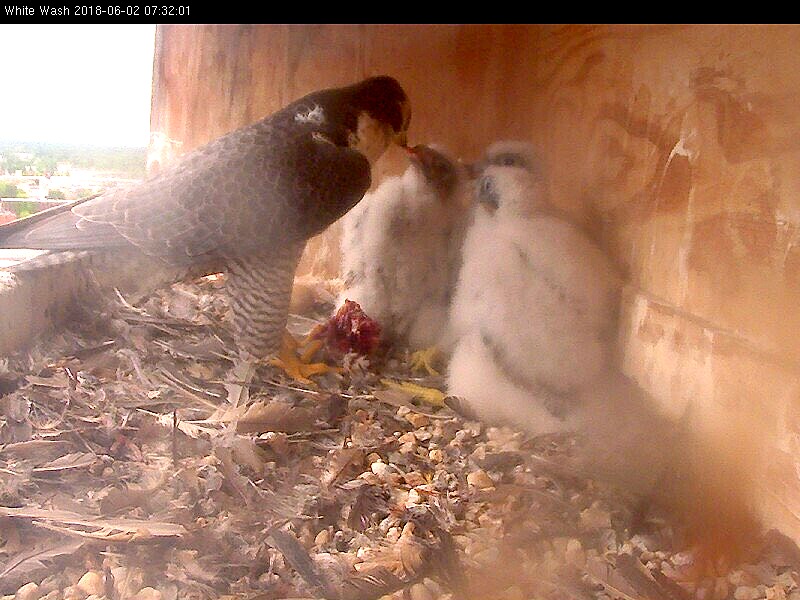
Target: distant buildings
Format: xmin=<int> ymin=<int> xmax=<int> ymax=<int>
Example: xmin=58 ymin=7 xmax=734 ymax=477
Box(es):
xmin=0 ymin=144 xmax=144 ymax=218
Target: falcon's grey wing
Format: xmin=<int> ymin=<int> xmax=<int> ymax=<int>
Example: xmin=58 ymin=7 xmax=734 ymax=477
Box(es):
xmin=0 ymin=75 xmax=411 ymax=364
xmin=1 ymin=124 xmax=371 ymax=266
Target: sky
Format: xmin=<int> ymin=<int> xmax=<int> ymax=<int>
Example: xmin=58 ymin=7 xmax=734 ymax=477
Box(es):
xmin=0 ymin=25 xmax=156 ymax=147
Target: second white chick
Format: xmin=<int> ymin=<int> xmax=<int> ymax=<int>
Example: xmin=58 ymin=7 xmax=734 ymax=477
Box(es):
xmin=446 ymin=141 xmax=621 ymax=433
xmin=447 ymin=144 xmax=764 ymax=548
xmin=338 ymin=145 xmax=471 ymax=351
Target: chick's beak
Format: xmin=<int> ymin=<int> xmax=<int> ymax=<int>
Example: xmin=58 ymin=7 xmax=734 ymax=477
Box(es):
xmin=477 ymin=175 xmax=500 ymax=212
xmin=405 ymin=144 xmax=428 ymax=169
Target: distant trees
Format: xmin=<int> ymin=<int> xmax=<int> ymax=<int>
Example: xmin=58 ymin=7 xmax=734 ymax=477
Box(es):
xmin=0 ymin=183 xmax=26 ymax=198
xmin=46 ymin=188 xmax=66 ymax=199
xmin=35 ymin=155 xmax=58 ymax=175
xmin=15 ymin=201 xmax=38 ymax=218
xmin=0 ymin=142 xmax=146 ymax=178
xmin=1 ymin=155 xmax=29 ymax=175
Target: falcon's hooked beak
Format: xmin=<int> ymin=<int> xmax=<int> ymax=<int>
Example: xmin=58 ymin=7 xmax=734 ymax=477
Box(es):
xmin=350 ymin=99 xmax=410 ymax=165
xmin=395 ymin=99 xmax=412 ymax=148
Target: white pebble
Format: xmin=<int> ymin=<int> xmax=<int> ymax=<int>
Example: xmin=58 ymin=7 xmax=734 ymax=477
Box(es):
xmin=406 ymin=488 xmax=423 ymax=506
xmin=428 ymin=448 xmax=444 ymax=463
xmin=370 ymin=460 xmax=394 ymax=480
xmin=77 ymin=572 xmax=104 ymax=597
xmin=767 ymin=590 xmax=788 ymax=600
xmin=579 ymin=501 xmax=612 ymax=529
xmin=314 ymin=529 xmax=330 ymax=546
xmin=467 ymin=469 xmax=494 ymax=489
xmin=62 ymin=585 xmax=85 ymax=600
xmin=14 ymin=583 xmax=40 ymax=600
xmin=131 ymin=587 xmax=162 ymax=600
xmin=409 ymin=583 xmax=435 ymax=600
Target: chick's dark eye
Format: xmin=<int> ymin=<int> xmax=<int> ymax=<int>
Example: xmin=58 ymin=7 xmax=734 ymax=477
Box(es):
xmin=501 ymin=157 xmax=517 ymax=166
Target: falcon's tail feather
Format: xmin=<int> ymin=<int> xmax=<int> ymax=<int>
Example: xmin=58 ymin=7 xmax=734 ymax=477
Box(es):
xmin=0 ymin=199 xmax=85 ymax=245
xmin=4 ymin=250 xmax=92 ymax=272
xmin=0 ymin=194 xmax=126 ymax=251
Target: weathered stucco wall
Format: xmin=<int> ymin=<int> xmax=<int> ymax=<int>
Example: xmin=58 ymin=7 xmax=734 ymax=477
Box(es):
xmin=149 ymin=24 xmax=800 ymax=538
xmin=520 ymin=25 xmax=800 ymax=536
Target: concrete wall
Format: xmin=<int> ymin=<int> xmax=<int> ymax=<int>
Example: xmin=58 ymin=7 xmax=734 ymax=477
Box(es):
xmin=148 ymin=24 xmax=800 ymax=538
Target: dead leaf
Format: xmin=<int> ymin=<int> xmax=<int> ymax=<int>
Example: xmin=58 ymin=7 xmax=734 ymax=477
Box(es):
xmin=371 ymin=388 xmax=415 ymax=409
xmin=0 ymin=439 xmax=73 ymax=460
xmin=25 ymin=372 xmax=69 ymax=388
xmin=267 ymin=527 xmax=334 ymax=597
xmin=228 ymin=436 xmax=266 ymax=473
xmin=338 ymin=566 xmax=407 ymax=600
xmin=584 ymin=554 xmax=642 ymax=600
xmin=97 ymin=472 xmax=169 ymax=515
xmin=235 ymin=401 xmax=317 ymax=434
xmin=346 ymin=484 xmax=388 ymax=531
xmin=32 ymin=452 xmax=96 ymax=473
xmin=0 ymin=506 xmax=185 ymax=540
xmin=0 ymin=538 xmax=85 ymax=581
xmin=320 ymin=448 xmax=364 ymax=489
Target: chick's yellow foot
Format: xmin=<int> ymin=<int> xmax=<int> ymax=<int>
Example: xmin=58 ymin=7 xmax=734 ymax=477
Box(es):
xmin=381 ymin=379 xmax=446 ymax=408
xmin=409 ymin=346 xmax=441 ymax=376
xmin=269 ymin=331 xmax=340 ymax=385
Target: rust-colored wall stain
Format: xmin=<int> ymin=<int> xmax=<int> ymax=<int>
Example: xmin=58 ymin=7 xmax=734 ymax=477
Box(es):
xmin=692 ymin=67 xmax=772 ymax=164
xmin=657 ymin=154 xmax=693 ymax=214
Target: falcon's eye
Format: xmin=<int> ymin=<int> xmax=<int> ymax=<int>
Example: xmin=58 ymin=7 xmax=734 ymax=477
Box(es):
xmin=501 ymin=156 xmax=517 ymax=166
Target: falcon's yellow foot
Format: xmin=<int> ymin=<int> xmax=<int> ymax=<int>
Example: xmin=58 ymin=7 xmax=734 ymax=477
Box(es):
xmin=381 ymin=378 xmax=446 ymax=408
xmin=269 ymin=331 xmax=341 ymax=385
xmin=409 ymin=346 xmax=442 ymax=376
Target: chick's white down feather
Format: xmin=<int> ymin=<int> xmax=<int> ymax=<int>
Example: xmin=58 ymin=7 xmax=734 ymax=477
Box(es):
xmin=447 ymin=149 xmax=620 ymax=432
xmin=445 ymin=142 xmax=761 ymax=550
xmin=338 ymin=146 xmax=471 ymax=350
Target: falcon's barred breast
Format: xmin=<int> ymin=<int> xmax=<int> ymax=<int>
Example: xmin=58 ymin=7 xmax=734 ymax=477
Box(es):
xmin=0 ymin=76 xmax=411 ymax=358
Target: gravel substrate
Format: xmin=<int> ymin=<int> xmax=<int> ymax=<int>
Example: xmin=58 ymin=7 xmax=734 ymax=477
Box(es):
xmin=0 ymin=276 xmax=798 ymax=599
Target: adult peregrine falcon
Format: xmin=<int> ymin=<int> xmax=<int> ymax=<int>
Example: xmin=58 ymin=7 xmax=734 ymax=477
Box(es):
xmin=0 ymin=76 xmax=411 ymax=360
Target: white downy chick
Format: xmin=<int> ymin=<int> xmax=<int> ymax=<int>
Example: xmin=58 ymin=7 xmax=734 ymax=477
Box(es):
xmin=446 ymin=142 xmax=762 ymax=555
xmin=338 ymin=144 xmax=471 ymax=350
xmin=447 ymin=141 xmax=620 ymax=433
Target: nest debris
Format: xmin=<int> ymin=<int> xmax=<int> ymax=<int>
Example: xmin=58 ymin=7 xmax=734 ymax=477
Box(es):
xmin=0 ymin=275 xmax=797 ymax=600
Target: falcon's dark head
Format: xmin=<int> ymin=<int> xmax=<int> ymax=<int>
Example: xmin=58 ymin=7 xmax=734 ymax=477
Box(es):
xmin=407 ymin=144 xmax=459 ymax=199
xmin=341 ymin=76 xmax=411 ymax=164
